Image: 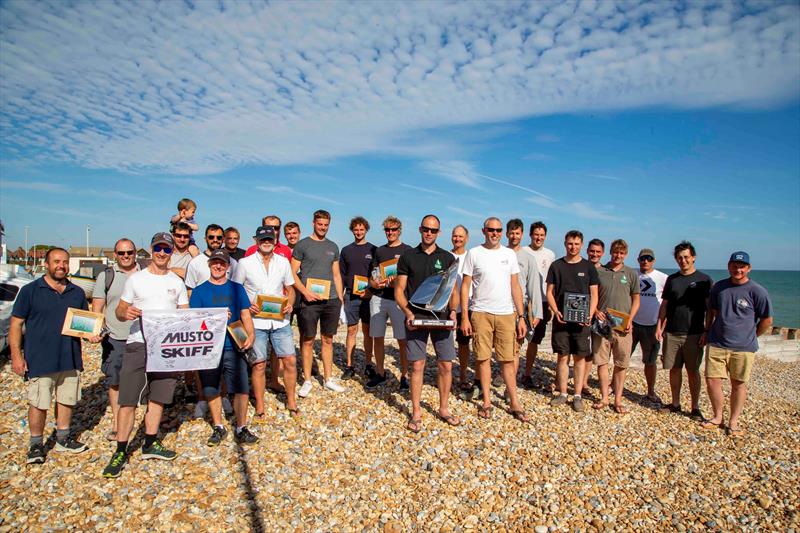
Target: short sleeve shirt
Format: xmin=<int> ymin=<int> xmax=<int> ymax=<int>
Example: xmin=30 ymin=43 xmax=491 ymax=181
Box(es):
xmin=634 ymin=269 xmax=668 ymax=326
xmin=292 ymin=237 xmax=340 ymax=294
xmin=339 ymin=242 xmax=376 ymax=297
xmin=189 ymin=280 xmax=251 ymax=350
xmin=708 ymin=279 xmax=772 ymax=352
xmin=545 ymin=258 xmax=600 ymax=312
xmin=597 ymin=263 xmax=640 ymax=315
xmin=120 ymin=269 xmax=189 ymax=343
xmin=462 ymin=245 xmax=520 ymax=314
xmin=397 ymin=244 xmax=455 ymax=319
xmin=184 ymin=252 xmax=238 ymax=289
xmin=169 ymin=250 xmax=193 ymax=271
xmin=93 ymin=265 xmax=138 ymax=340
xmin=231 ymin=253 xmax=295 ymax=330
xmin=11 ymin=277 xmax=88 ymax=377
xmin=370 ymin=243 xmax=412 ymax=300
xmin=662 ymin=270 xmax=712 ymax=335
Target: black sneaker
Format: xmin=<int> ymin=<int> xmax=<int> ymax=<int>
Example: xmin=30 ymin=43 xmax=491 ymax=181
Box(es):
xmin=55 ymin=437 xmax=88 ymax=454
xmin=235 ymin=427 xmax=259 ymax=445
xmin=141 ymin=439 xmax=177 ymax=461
xmin=207 ymin=426 xmax=228 ymax=447
xmin=366 ymin=372 xmax=387 ymax=389
xmin=365 ymin=364 xmax=376 ymax=379
xmin=342 ymin=366 xmax=356 ymax=379
xmin=399 ymin=376 xmax=409 ymax=391
xmin=26 ymin=443 xmax=46 ymax=464
xmin=520 ymin=374 xmax=534 ymax=390
xmin=102 ymin=451 xmax=128 ymax=478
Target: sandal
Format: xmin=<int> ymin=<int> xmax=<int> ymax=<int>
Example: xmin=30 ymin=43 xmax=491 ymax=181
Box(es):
xmin=726 ymin=426 xmax=745 ymax=438
xmin=701 ymin=420 xmax=724 ymax=430
xmin=252 ymin=412 xmax=267 ymax=425
xmin=287 ymin=408 xmax=300 ymax=418
xmin=509 ymin=409 xmax=530 ymax=423
xmin=477 ymin=405 xmax=494 ymax=419
xmin=406 ymin=418 xmax=422 ymax=433
xmin=613 ymin=404 xmax=628 ymax=415
xmin=437 ymin=413 xmax=461 ymax=426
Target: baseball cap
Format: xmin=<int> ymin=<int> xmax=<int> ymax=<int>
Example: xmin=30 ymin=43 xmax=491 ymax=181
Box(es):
xmin=729 ymin=251 xmax=750 ymax=264
xmin=151 ymin=232 xmax=174 ymax=247
xmin=638 ymin=248 xmax=655 ymax=260
xmin=253 ymin=225 xmax=277 ymax=241
xmin=208 ymin=248 xmax=230 ymax=264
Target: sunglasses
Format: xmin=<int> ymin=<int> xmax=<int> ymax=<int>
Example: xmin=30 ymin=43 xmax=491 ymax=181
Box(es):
xmin=207 ymin=235 xmax=223 ymax=241
xmin=638 ymin=256 xmax=654 ymax=262
xmin=384 ymin=227 xmax=400 ymax=233
xmin=173 ymin=233 xmax=190 ymax=239
xmin=115 ymin=250 xmax=135 ymax=256
xmin=484 ymin=227 xmax=503 ymax=233
xmin=153 ymin=245 xmax=173 ymax=254
xmin=265 ymin=225 xmax=280 ymax=230
xmin=420 ymin=226 xmax=440 ymax=234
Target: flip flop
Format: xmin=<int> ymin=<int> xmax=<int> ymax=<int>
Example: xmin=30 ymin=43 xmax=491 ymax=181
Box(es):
xmin=477 ymin=405 xmax=494 ymax=419
xmin=613 ymin=404 xmax=628 ymax=415
xmin=700 ymin=420 xmax=724 ymax=430
xmin=509 ymin=409 xmax=530 ymax=423
xmin=287 ymin=408 xmax=300 ymax=418
xmin=437 ymin=413 xmax=462 ymax=426
xmin=406 ymin=418 xmax=422 ymax=433
xmin=726 ymin=427 xmax=745 ymax=438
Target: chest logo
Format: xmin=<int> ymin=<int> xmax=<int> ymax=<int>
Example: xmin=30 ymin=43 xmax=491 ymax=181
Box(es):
xmin=736 ymin=298 xmax=751 ymax=311
xmin=434 ymin=259 xmax=443 ymax=271
xmin=578 ymin=272 xmax=585 ymax=277
xmin=620 ymin=275 xmax=628 ymax=284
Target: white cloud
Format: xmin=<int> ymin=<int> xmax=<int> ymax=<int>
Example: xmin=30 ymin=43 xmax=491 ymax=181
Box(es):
xmin=528 ymin=196 xmax=621 ymax=221
xmin=588 ymin=173 xmax=624 ymax=181
xmin=447 ymin=205 xmax=485 ymax=219
xmin=1 ymin=180 xmax=66 ymax=192
xmin=1 ymin=1 xmax=798 ymax=174
xmin=256 ymin=185 xmax=342 ymax=205
xmin=421 ymin=160 xmax=481 ymax=188
xmin=399 ymin=183 xmax=445 ymax=196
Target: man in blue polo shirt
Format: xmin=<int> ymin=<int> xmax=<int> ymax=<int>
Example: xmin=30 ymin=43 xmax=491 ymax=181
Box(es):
xmin=10 ymin=248 xmax=98 ymax=464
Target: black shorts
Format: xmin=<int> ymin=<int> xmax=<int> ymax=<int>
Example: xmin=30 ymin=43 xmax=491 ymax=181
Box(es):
xmin=531 ymin=307 xmax=551 ymax=344
xmin=343 ymin=292 xmax=371 ymax=325
xmin=101 ymin=337 xmax=127 ymax=387
xmin=118 ymin=342 xmax=177 ymax=406
xmin=298 ymin=298 xmax=342 ymax=338
xmin=456 ymin=312 xmax=472 ymax=346
xmin=551 ymin=322 xmax=590 ymax=357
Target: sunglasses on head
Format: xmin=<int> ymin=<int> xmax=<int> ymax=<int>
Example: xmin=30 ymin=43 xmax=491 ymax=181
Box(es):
xmin=420 ymin=226 xmax=439 ymax=234
xmin=484 ymin=227 xmax=502 ymax=233
xmin=115 ymin=250 xmax=135 ymax=256
xmin=638 ymin=256 xmax=654 ymax=261
xmin=153 ymin=245 xmax=173 ymax=254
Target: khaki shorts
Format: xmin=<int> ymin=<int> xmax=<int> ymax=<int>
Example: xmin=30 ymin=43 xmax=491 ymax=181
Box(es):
xmin=706 ymin=345 xmax=755 ymax=383
xmin=662 ymin=333 xmax=703 ymax=372
xmin=471 ymin=311 xmax=517 ymax=362
xmin=591 ymin=330 xmax=633 ymax=369
xmin=28 ymin=370 xmax=81 ymax=410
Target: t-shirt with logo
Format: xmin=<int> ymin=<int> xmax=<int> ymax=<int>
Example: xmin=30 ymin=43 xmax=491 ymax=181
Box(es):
xmin=120 ymin=269 xmax=189 ymax=344
xmin=662 ymin=270 xmax=713 ymax=335
xmin=292 ymin=237 xmax=340 ymax=299
xmin=339 ymin=242 xmax=377 ymax=299
xmin=189 ymin=280 xmax=250 ymax=351
xmin=184 ymin=251 xmax=238 ymax=290
xmin=634 ymin=269 xmax=668 ymax=326
xmin=597 ymin=263 xmax=640 ymax=315
xmin=708 ymin=278 xmax=772 ymax=352
xmin=397 ymin=244 xmax=455 ymax=319
xmin=369 ymin=243 xmax=412 ymax=301
xmin=545 ymin=257 xmax=600 ymax=313
xmin=462 ymin=245 xmax=520 ymax=315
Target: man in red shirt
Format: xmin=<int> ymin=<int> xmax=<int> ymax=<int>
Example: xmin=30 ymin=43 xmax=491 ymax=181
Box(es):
xmin=244 ymin=215 xmax=292 ymax=260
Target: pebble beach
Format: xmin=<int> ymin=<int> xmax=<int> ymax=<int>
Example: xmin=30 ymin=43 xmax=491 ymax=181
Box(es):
xmin=1 ymin=331 xmax=798 ymax=532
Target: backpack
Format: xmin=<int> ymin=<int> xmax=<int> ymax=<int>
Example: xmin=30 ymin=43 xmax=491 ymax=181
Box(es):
xmin=103 ymin=266 xmax=115 ymax=294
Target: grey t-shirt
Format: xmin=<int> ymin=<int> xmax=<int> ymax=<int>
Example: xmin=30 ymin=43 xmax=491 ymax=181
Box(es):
xmin=516 ymin=248 xmax=543 ymax=321
xmin=708 ymin=278 xmax=772 ymax=352
xmin=93 ymin=266 xmax=137 ymax=340
xmin=169 ymin=250 xmax=193 ymax=270
xmin=292 ymin=237 xmax=340 ymax=290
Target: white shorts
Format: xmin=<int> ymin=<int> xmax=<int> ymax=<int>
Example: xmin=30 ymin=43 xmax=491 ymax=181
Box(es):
xmin=369 ymin=296 xmax=406 ymax=340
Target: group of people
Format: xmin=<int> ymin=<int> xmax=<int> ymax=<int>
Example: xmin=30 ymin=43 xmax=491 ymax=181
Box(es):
xmin=8 ymin=201 xmax=773 ymax=479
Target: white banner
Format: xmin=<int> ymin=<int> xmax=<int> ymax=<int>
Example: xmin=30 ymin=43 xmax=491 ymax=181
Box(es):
xmin=142 ymin=308 xmax=228 ymax=372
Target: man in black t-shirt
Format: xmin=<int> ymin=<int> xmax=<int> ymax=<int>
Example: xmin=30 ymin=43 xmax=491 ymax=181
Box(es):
xmin=545 ymin=230 xmax=599 ymax=412
xmin=656 ymin=241 xmax=712 ymax=419
xmin=395 ymin=214 xmax=460 ymax=432
xmin=339 ymin=216 xmax=377 ymax=381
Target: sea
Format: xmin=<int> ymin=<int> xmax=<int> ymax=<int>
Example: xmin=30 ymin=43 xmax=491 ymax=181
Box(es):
xmin=665 ymin=269 xmax=800 ymax=328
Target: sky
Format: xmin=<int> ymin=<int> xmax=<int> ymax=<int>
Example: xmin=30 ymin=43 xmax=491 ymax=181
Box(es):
xmin=1 ymin=0 xmax=799 ymax=270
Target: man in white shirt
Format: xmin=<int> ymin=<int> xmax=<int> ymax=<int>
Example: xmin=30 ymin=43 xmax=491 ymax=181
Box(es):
xmin=519 ymin=221 xmax=555 ymax=389
xmin=632 ymin=248 xmax=668 ymax=404
xmin=232 ymin=226 xmax=298 ymax=420
xmin=185 ymin=224 xmax=238 ymax=295
xmin=461 ymin=217 xmax=528 ymax=422
xmin=450 ymin=225 xmax=474 ymax=398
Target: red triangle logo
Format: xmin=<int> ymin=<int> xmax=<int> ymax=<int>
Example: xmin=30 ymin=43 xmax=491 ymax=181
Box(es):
xmin=200 ymin=321 xmax=208 ymax=331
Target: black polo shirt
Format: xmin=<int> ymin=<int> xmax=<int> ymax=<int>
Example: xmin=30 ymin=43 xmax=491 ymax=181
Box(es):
xmin=11 ymin=277 xmax=87 ymax=378
xmin=397 ymin=244 xmax=455 ymax=317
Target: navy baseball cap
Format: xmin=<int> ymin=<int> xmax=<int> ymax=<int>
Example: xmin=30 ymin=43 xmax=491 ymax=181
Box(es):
xmin=151 ymin=232 xmax=174 ymax=247
xmin=208 ymin=248 xmax=230 ymax=264
xmin=729 ymin=251 xmax=750 ymax=265
xmin=253 ymin=226 xmax=277 ymax=241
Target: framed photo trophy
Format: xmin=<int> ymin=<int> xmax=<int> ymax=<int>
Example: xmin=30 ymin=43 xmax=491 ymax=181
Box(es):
xmin=606 ymin=308 xmax=631 ymax=332
xmin=378 ymin=259 xmax=399 ymax=281
xmin=255 ymin=294 xmax=288 ymax=320
xmin=227 ymin=320 xmax=249 ymax=349
xmin=305 ymin=278 xmax=331 ymax=300
xmin=563 ymin=292 xmax=590 ymax=323
xmin=352 ymin=275 xmax=369 ymax=297
xmin=62 ymin=308 xmax=103 ymax=339
xmin=409 ymin=263 xmax=459 ymax=329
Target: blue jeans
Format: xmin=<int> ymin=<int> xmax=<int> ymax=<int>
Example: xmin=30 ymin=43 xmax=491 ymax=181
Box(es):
xmin=251 ymin=324 xmax=295 ymax=362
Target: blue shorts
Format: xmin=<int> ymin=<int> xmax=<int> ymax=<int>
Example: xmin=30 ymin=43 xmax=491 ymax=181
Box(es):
xmin=343 ymin=292 xmax=370 ymax=325
xmin=198 ymin=349 xmax=249 ymax=396
xmin=251 ymin=324 xmax=295 ymax=362
xmin=406 ymin=328 xmax=456 ymax=362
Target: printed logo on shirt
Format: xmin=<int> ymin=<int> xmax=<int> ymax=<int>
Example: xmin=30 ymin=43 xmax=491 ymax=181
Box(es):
xmin=736 ymin=298 xmax=751 ymax=311
xmin=689 ymin=282 xmax=697 ymax=288
xmin=434 ymin=259 xmax=443 ymax=271
xmin=365 ymin=254 xmax=373 ymax=260
xmin=577 ymin=272 xmax=585 ymax=277
xmin=326 ymin=251 xmax=335 ymax=257
xmin=620 ymin=275 xmax=628 ymax=285
xmin=167 ymin=288 xmax=177 ymax=297
xmin=501 ymin=259 xmax=509 ymax=266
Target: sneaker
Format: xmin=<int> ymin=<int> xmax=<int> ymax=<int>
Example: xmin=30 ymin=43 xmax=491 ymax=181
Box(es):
xmin=235 ymin=427 xmax=259 ymax=445
xmin=399 ymin=376 xmax=409 ymax=391
xmin=298 ymin=380 xmax=314 ymax=398
xmin=222 ymin=397 xmax=234 ymax=416
xmin=690 ymin=408 xmax=704 ymax=421
xmin=572 ymin=397 xmax=585 ymax=412
xmin=365 ymin=364 xmax=376 ymax=379
xmin=366 ymin=373 xmax=387 ymax=389
xmin=207 ymin=426 xmax=228 ymax=447
xmin=550 ymin=395 xmax=568 ymax=407
xmin=141 ymin=439 xmax=177 ymax=461
xmin=55 ymin=436 xmax=88 ymax=454
xmin=101 ymin=451 xmax=128 ymax=478
xmin=193 ymin=400 xmax=209 ymax=419
xmin=520 ymin=374 xmax=534 ymax=390
xmin=324 ymin=378 xmax=346 ymax=393
xmin=342 ymin=366 xmax=356 ymax=380
xmin=26 ymin=443 xmax=46 ymax=464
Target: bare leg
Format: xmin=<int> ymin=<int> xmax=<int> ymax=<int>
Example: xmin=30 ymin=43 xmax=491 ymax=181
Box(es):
xmin=345 ymin=324 xmax=358 ymax=367
xmin=644 ymin=364 xmax=657 ymax=397
xmin=116 ymin=406 xmax=136 ymax=443
xmin=143 ymin=401 xmax=164 ymax=434
xmin=55 ymin=402 xmax=73 ymax=430
xmin=29 ymin=406 xmax=47 ymax=438
xmin=583 ymin=360 xmax=593 ymax=394
xmin=556 ymin=354 xmax=570 ymax=394
xmin=399 ymin=340 xmax=409 ymax=378
xmin=282 ymin=355 xmax=298 ymax=411
xmin=437 ymin=360 xmax=454 ymax=416
xmin=572 ymin=356 xmax=586 ymax=396
xmin=705 ymin=376 xmax=725 ymax=425
xmin=410 ymin=359 xmax=426 ymax=421
xmin=687 ymin=370 xmax=702 ymax=411
xmin=502 ymin=361 xmax=522 ymax=412
xmin=613 ymin=366 xmax=627 ymax=407
xmin=373 ymin=337 xmax=386 ymax=375
xmin=728 ymin=379 xmax=747 ymax=430
xmin=251 ymin=361 xmax=266 ymax=415
xmin=320 ymin=335 xmax=333 ymax=381
xmin=524 ymin=342 xmax=538 ymax=377
xmin=668 ymin=367 xmax=682 ymax=407
xmin=108 ymin=385 xmax=120 ymax=434
xmin=362 ymin=323 xmax=373 ymax=367
xmin=596 ymin=363 xmax=610 ymax=406
xmin=233 ymin=394 xmax=249 ymax=428
xmin=301 ymin=337 xmax=314 ymax=381
xmin=477 ymin=358 xmax=491 ymax=409
xmin=268 ymin=353 xmax=282 ymax=390
xmin=207 ymin=394 xmax=223 ymax=426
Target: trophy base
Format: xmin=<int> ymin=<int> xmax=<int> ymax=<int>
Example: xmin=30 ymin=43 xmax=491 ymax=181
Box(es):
xmin=411 ymin=319 xmax=454 ymax=329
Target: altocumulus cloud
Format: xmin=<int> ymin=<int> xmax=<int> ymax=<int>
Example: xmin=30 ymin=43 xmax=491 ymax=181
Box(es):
xmin=1 ymin=0 xmax=798 ymax=175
